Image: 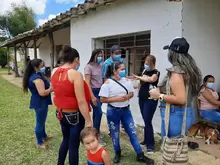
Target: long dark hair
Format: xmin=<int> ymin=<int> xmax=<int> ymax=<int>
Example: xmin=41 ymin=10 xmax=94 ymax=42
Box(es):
xmin=23 ymin=59 xmax=43 ymax=93
xmin=199 ymin=75 xmax=214 ymax=91
xmin=106 ymin=61 xmax=123 ymax=79
xmin=168 ymin=50 xmax=202 ymax=96
xmin=87 ymin=49 xmax=102 ymax=64
xmin=61 ymin=45 xmax=80 ymax=63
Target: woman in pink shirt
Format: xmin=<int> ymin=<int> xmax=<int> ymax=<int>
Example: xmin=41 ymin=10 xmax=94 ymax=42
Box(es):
xmin=198 ymin=75 xmax=220 ymax=127
xmin=84 ymin=49 xmax=106 ymax=146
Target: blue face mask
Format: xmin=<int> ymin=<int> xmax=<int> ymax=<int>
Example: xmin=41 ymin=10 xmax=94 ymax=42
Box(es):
xmin=97 ymin=57 xmax=103 ymax=64
xmin=76 ymin=65 xmax=80 ymax=71
xmin=207 ymin=82 xmax=214 ymax=89
xmin=144 ymin=64 xmax=151 ymax=71
xmin=119 ymin=70 xmax=126 ymax=78
xmin=113 ymin=55 xmax=121 ymax=61
xmin=40 ymin=67 xmax=45 ymax=73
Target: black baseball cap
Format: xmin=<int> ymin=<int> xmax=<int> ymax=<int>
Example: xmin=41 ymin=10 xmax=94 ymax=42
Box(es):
xmin=110 ymin=45 xmax=121 ymax=53
xmin=163 ymin=37 xmax=189 ymax=54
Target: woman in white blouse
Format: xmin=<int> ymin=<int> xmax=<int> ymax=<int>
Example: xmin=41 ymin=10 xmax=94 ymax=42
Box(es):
xmin=99 ymin=61 xmax=154 ymax=165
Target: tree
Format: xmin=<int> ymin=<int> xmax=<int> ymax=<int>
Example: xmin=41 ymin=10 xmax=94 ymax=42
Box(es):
xmin=0 ymin=48 xmax=7 ymax=68
xmin=0 ymin=2 xmax=36 ymax=37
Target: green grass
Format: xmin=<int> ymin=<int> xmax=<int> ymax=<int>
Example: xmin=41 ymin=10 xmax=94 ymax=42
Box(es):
xmin=0 ymin=77 xmax=157 ymax=165
xmin=0 ymin=67 xmax=8 ymax=74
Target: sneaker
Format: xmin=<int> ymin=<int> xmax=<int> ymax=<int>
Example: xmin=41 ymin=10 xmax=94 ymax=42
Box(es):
xmin=140 ymin=141 xmax=146 ymax=147
xmin=136 ymin=152 xmax=154 ymax=164
xmin=43 ymin=136 xmax=53 ymax=142
xmin=147 ymin=149 xmax=154 ymax=155
xmin=38 ymin=143 xmax=49 ymax=150
xmin=99 ymin=138 xmax=106 ymax=147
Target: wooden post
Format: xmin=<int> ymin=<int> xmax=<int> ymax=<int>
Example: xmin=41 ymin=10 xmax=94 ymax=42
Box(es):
xmin=48 ymin=32 xmax=55 ymax=68
xmin=14 ymin=45 xmax=19 ymax=77
xmin=34 ymin=37 xmax=37 ymax=59
xmin=23 ymin=42 xmax=28 ymax=68
xmin=7 ymin=47 xmax=11 ymax=75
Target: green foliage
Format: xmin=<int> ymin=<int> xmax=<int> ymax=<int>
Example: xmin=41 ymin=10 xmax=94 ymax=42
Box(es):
xmin=0 ymin=47 xmax=7 ymax=68
xmin=0 ymin=2 xmax=36 ymax=37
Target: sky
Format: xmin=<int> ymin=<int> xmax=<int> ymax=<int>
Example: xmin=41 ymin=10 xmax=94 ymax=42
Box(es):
xmin=0 ymin=0 xmax=84 ymax=26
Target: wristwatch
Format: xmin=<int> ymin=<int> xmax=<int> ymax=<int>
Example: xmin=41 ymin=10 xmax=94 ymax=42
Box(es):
xmin=159 ymin=94 xmax=164 ymax=101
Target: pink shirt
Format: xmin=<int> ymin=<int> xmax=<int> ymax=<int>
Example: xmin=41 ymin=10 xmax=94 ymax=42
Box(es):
xmin=198 ymin=88 xmax=219 ymax=110
xmin=84 ymin=63 xmax=103 ymax=88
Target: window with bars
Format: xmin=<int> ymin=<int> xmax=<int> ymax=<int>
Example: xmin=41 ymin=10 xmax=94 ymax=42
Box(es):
xmin=94 ymin=32 xmax=151 ymax=75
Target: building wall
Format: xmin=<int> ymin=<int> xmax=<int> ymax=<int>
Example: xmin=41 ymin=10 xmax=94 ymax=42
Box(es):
xmin=182 ymin=0 xmax=220 ymax=89
xmin=38 ymin=27 xmax=70 ymax=66
xmin=70 ymin=0 xmax=182 ymax=132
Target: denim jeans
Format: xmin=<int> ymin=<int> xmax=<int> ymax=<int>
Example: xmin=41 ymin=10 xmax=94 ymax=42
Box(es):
xmin=106 ymin=105 xmax=143 ymax=154
xmin=139 ymin=99 xmax=158 ymax=149
xmin=160 ymin=103 xmax=194 ymax=139
xmin=200 ymin=109 xmax=220 ymax=122
xmin=57 ymin=111 xmax=85 ymax=165
xmin=91 ymin=88 xmax=103 ymax=133
xmin=34 ymin=105 xmax=48 ymax=145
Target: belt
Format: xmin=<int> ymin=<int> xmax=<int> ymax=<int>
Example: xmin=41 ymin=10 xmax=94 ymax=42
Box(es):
xmin=56 ymin=106 xmax=79 ymax=112
xmin=159 ymin=105 xmax=190 ymax=108
xmin=108 ymin=104 xmax=130 ymax=109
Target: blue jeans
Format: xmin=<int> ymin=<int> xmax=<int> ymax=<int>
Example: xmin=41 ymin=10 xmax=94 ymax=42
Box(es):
xmin=106 ymin=105 xmax=143 ymax=154
xmin=160 ymin=103 xmax=194 ymax=139
xmin=91 ymin=88 xmax=103 ymax=133
xmin=139 ymin=99 xmax=158 ymax=149
xmin=34 ymin=105 xmax=48 ymax=145
xmin=200 ymin=109 xmax=220 ymax=123
xmin=57 ymin=111 xmax=85 ymax=165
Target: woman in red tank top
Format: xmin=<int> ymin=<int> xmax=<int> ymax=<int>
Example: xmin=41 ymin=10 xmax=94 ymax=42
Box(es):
xmin=51 ymin=45 xmax=92 ymax=165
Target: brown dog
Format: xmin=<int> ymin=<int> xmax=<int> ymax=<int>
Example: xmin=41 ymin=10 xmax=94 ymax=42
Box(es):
xmin=188 ymin=122 xmax=219 ymax=144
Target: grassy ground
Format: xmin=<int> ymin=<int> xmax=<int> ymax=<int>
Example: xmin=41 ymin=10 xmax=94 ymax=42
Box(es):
xmin=0 ymin=67 xmax=8 ymax=74
xmin=0 ymin=76 xmax=154 ymax=165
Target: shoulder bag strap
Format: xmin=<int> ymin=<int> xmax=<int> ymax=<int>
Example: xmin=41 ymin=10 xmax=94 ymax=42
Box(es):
xmin=181 ymin=85 xmax=189 ymax=136
xmin=111 ymin=78 xmax=128 ymax=94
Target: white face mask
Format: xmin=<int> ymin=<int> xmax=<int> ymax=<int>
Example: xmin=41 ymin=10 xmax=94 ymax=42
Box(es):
xmin=207 ymin=82 xmax=214 ymax=89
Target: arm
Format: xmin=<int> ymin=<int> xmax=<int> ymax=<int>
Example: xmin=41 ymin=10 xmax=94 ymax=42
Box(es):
xmin=202 ymin=89 xmax=220 ymax=106
xmin=33 ymin=79 xmax=52 ymax=96
xmin=84 ymin=74 xmax=97 ymax=105
xmin=150 ymin=72 xmax=186 ymax=105
xmin=133 ymin=73 xmax=158 ymax=83
xmin=69 ymin=70 xmax=92 ymax=126
xmin=100 ymin=96 xmax=126 ymax=103
xmin=102 ymin=150 xmax=111 ymax=165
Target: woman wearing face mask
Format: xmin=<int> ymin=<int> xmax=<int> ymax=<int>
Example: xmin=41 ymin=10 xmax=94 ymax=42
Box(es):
xmin=132 ymin=55 xmax=160 ymax=154
xmin=99 ymin=61 xmax=154 ymax=164
xmin=23 ymin=59 xmax=53 ymax=149
xmin=198 ymin=75 xmax=220 ymax=125
xmin=84 ymin=49 xmax=106 ymax=146
xmin=51 ymin=45 xmax=92 ymax=165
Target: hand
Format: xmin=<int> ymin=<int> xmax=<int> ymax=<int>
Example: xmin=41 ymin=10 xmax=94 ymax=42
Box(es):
xmin=116 ymin=96 xmax=127 ymax=102
xmin=149 ymin=88 xmax=160 ymax=100
xmin=85 ymin=120 xmax=93 ymax=127
xmin=49 ymin=87 xmax=53 ymax=93
xmin=132 ymin=73 xmax=140 ymax=80
xmin=91 ymin=96 xmax=98 ymax=106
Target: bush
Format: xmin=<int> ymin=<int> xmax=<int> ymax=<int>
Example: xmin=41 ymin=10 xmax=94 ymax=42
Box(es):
xmin=0 ymin=48 xmax=7 ymax=68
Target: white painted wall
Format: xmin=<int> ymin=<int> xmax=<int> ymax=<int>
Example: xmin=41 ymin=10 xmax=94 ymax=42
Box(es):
xmin=182 ymin=0 xmax=220 ymax=90
xmin=38 ymin=27 xmax=70 ymax=66
xmin=70 ymin=0 xmax=182 ymax=132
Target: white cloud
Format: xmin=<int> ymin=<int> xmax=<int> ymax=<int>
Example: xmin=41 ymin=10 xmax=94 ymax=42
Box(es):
xmin=38 ymin=14 xmax=56 ymax=26
xmin=56 ymin=0 xmax=82 ymax=4
xmin=0 ymin=0 xmax=47 ymax=15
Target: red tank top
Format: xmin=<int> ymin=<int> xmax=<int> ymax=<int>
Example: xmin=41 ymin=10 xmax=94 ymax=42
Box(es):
xmin=87 ymin=147 xmax=104 ymax=165
xmin=51 ymin=67 xmax=91 ymax=111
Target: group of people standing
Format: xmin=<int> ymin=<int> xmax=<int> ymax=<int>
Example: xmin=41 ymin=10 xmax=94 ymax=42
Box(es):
xmin=22 ymin=37 xmax=211 ymax=165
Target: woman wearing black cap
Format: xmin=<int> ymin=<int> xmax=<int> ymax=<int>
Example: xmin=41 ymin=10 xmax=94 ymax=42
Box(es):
xmin=150 ymin=37 xmax=201 ymax=138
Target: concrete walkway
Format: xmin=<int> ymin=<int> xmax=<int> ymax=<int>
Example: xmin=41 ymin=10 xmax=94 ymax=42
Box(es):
xmin=1 ymin=74 xmax=220 ymax=165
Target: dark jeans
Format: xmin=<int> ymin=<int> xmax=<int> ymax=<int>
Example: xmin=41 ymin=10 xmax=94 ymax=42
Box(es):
xmin=34 ymin=105 xmax=48 ymax=145
xmin=91 ymin=88 xmax=103 ymax=133
xmin=107 ymin=105 xmax=143 ymax=154
xmin=57 ymin=111 xmax=85 ymax=165
xmin=139 ymin=99 xmax=158 ymax=150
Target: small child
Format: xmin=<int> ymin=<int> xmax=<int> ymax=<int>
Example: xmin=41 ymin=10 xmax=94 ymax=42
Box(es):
xmin=80 ymin=127 xmax=111 ymax=165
